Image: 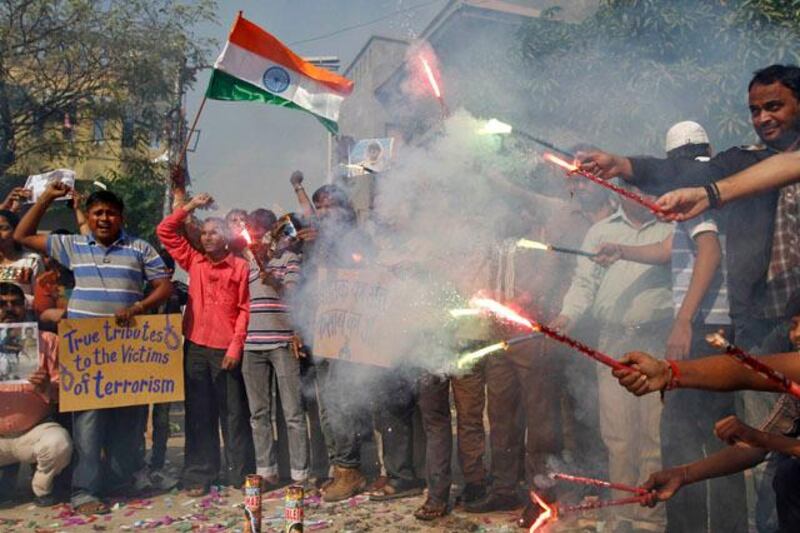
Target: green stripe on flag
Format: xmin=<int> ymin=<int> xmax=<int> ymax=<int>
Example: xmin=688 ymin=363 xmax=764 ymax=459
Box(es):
xmin=206 ymin=69 xmax=338 ymax=134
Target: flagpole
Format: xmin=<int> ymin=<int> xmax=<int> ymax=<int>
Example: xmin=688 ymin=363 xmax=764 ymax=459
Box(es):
xmin=174 ymin=93 xmax=208 ymax=180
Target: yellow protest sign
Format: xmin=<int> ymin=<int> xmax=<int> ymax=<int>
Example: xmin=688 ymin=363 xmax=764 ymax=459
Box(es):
xmin=58 ymin=314 xmax=183 ymax=412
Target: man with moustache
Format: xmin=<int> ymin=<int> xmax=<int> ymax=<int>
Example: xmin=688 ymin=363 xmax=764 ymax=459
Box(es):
xmin=580 ymin=64 xmax=800 ymax=530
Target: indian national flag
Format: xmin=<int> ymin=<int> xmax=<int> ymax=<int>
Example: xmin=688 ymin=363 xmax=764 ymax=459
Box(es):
xmin=206 ymin=13 xmax=354 ymax=133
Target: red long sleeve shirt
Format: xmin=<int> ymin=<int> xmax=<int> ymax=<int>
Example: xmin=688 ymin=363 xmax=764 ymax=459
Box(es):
xmin=157 ymin=208 xmax=250 ymax=360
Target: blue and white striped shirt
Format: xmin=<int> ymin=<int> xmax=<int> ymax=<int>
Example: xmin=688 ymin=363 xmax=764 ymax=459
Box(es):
xmin=671 ymin=214 xmax=730 ymax=325
xmin=46 ymin=232 xmax=168 ymax=318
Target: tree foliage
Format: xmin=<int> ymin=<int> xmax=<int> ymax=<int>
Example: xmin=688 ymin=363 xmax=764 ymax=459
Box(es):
xmin=0 ymin=0 xmax=217 ymax=172
xmin=516 ymin=0 xmax=800 ymax=153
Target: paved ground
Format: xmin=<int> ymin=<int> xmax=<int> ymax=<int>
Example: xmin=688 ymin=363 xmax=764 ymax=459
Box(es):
xmin=0 ymin=434 xmax=612 ymax=532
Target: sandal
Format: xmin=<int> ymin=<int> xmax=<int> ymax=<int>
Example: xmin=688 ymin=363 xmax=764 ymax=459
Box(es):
xmin=414 ymin=499 xmax=448 ymax=521
xmin=185 ymin=485 xmax=209 ymax=497
xmin=75 ymin=500 xmax=110 ymax=515
xmin=368 ymin=481 xmax=424 ymax=501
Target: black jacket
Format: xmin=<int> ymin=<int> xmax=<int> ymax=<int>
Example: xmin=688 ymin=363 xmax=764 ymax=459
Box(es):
xmin=629 ymin=145 xmax=779 ymax=320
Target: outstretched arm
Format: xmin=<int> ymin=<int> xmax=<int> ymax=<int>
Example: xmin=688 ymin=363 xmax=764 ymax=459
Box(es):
xmin=14 ymin=182 xmax=71 ymax=254
xmin=657 ymin=151 xmax=795 ymax=219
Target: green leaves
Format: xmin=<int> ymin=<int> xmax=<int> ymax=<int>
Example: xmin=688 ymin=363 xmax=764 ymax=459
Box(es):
xmin=515 ymin=0 xmax=800 ymax=153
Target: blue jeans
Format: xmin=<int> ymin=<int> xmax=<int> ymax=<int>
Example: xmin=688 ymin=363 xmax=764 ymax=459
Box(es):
xmin=243 ymin=347 xmax=309 ymax=481
xmin=70 ymin=406 xmax=147 ymax=507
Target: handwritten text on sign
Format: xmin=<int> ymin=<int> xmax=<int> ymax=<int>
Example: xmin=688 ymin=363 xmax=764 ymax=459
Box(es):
xmin=314 ymin=268 xmax=393 ymax=367
xmin=58 ymin=314 xmax=183 ymax=412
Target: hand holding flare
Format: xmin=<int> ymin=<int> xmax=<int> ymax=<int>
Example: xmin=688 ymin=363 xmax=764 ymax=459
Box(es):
xmin=706 ymin=331 xmax=800 ymax=400
xmin=543 ymin=152 xmax=664 ymax=215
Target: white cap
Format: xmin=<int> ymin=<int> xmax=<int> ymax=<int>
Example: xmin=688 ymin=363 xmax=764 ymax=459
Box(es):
xmin=665 ymin=121 xmax=709 ymax=153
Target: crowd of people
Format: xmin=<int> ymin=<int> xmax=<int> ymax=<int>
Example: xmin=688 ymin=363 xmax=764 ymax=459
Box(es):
xmin=1 ymin=62 xmax=800 ymax=533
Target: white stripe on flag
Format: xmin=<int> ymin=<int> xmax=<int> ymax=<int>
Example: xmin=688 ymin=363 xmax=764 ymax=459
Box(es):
xmin=215 ymin=41 xmax=345 ymax=122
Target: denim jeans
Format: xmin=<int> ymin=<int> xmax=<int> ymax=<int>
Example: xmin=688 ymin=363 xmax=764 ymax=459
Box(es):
xmin=243 ymin=347 xmax=309 ymax=481
xmin=314 ymin=359 xmax=417 ymax=483
xmin=70 ymin=405 xmax=148 ymax=507
xmin=313 ymin=359 xmax=366 ymax=468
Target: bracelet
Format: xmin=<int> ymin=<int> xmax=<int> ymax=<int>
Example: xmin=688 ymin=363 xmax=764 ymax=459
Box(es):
xmin=704 ymin=182 xmax=721 ymax=209
xmin=665 ymin=359 xmax=681 ymax=390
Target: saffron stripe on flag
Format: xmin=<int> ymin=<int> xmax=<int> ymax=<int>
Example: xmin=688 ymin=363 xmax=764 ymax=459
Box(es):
xmin=227 ymin=15 xmax=353 ymax=95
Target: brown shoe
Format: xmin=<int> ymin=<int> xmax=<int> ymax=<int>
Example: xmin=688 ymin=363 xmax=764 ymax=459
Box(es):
xmin=321 ymin=465 xmax=366 ymax=502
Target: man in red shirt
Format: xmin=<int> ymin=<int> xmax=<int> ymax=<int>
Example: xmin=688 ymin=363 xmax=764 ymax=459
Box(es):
xmin=0 ymin=282 xmax=71 ymax=506
xmin=157 ymin=193 xmax=254 ymax=496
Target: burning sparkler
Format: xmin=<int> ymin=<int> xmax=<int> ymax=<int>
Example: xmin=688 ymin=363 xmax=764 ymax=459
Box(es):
xmin=240 ymin=228 xmax=266 ymax=273
xmin=419 ymin=54 xmax=448 ymax=117
xmin=516 ymin=238 xmax=597 ymax=258
xmin=527 ymin=489 xmax=651 ymax=532
xmin=543 ymin=152 xmax=664 ymax=215
xmin=468 ymin=297 xmax=627 ymax=371
xmin=456 ymin=342 xmax=507 ymax=370
xmin=476 ymin=118 xmax=574 ymax=159
xmin=344 ymin=163 xmax=377 ymax=174
xmin=529 ymin=491 xmax=554 ymax=532
xmin=455 ymin=331 xmax=543 ymax=369
xmin=449 ymin=308 xmax=481 ymax=318
xmin=706 ymin=331 xmax=800 ymax=400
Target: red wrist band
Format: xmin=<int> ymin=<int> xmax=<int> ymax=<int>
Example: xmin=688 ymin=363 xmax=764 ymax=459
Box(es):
xmin=665 ymin=359 xmax=681 ymax=390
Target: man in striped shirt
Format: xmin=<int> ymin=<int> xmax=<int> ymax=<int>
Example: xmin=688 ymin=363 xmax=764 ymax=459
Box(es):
xmin=15 ymin=183 xmax=171 ymax=515
xmin=241 ymin=210 xmax=309 ymax=488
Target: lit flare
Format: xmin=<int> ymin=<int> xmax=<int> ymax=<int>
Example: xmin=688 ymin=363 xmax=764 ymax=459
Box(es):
xmin=419 ymin=56 xmax=441 ymax=99
xmin=469 ymin=297 xmax=537 ymax=331
xmin=449 ymin=308 xmax=481 ymax=318
xmin=529 ymin=491 xmax=555 ymax=532
xmin=456 ymin=342 xmax=507 ymax=370
xmin=477 ymin=118 xmax=513 ymax=135
xmin=516 ymin=239 xmax=550 ymax=251
xmin=543 ymin=152 xmax=664 ymax=215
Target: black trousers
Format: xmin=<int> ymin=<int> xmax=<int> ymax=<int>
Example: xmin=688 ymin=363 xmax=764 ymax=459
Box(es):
xmin=661 ymin=326 xmax=748 ymax=533
xmin=182 ymin=342 xmax=255 ymax=488
xmin=773 ymin=454 xmax=800 ymax=533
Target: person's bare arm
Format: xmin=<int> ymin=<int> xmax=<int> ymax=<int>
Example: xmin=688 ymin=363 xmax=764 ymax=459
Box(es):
xmin=14 ymin=182 xmax=70 ymax=254
xmin=667 ymin=231 xmax=721 ymax=359
xmin=714 ymin=415 xmax=800 ymax=457
xmin=643 ymin=445 xmax=767 ymax=504
xmin=657 ymin=152 xmax=800 ymax=219
xmin=615 ymin=351 xmax=800 ymax=396
xmin=290 ymin=171 xmax=317 ymax=220
xmin=0 ymin=187 xmax=31 ymax=212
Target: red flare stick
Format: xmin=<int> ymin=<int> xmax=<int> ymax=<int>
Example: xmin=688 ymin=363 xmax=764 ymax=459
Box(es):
xmin=549 ymin=473 xmax=648 ymax=495
xmin=470 ymin=297 xmax=627 ymax=372
xmin=543 ymin=153 xmax=664 ymax=215
xmin=535 ymin=322 xmax=627 ymax=372
xmin=559 ymin=495 xmax=651 ymax=514
xmin=706 ymin=332 xmax=800 ymax=400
